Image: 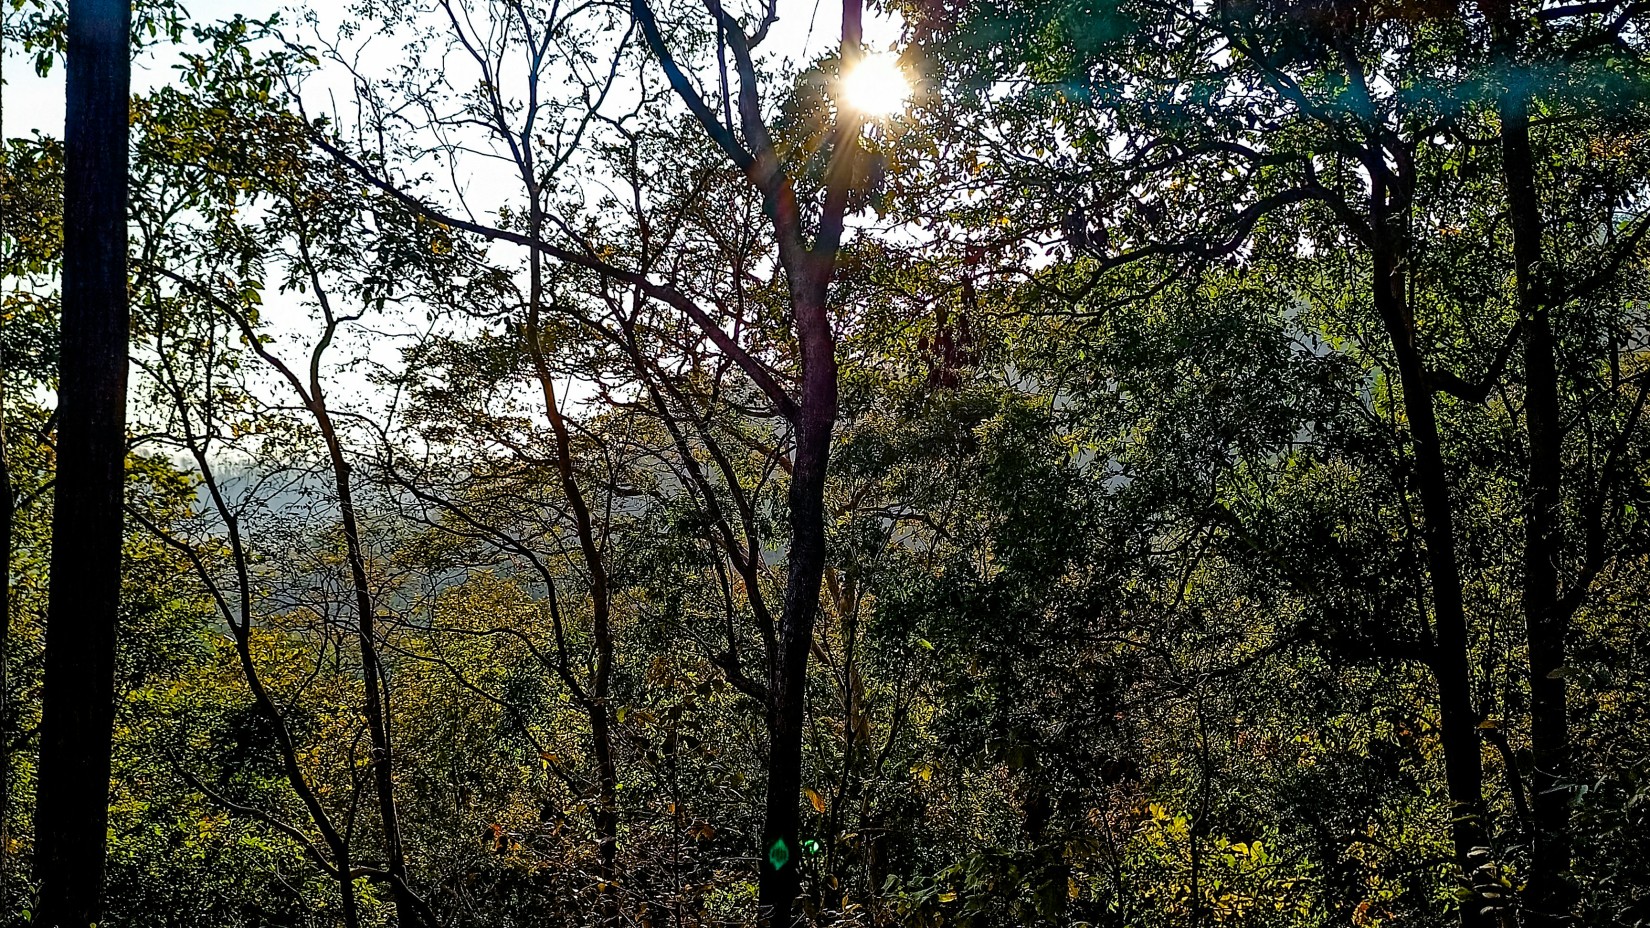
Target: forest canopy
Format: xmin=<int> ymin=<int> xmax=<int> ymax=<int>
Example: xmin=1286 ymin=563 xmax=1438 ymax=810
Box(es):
xmin=2 ymin=0 xmax=1650 ymax=926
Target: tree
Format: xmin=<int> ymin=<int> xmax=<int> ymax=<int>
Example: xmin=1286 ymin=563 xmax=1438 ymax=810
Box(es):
xmin=32 ymin=0 xmax=130 ymax=923
xmin=305 ymin=0 xmax=889 ymax=920
xmin=913 ymin=1 xmax=1650 ymax=923
xmin=1478 ymin=6 xmax=1650 ymax=920
xmin=8 ymin=2 xmax=1650 ymax=925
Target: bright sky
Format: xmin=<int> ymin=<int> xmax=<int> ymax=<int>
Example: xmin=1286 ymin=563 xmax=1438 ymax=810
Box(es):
xmin=2 ymin=0 xmax=907 ymax=448
xmin=2 ymin=0 xmax=903 ymax=139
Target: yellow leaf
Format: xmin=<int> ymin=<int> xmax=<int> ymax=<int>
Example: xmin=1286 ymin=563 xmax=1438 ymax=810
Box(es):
xmin=804 ymin=787 xmax=827 ymax=814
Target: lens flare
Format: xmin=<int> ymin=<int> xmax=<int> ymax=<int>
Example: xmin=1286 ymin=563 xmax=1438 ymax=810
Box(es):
xmin=840 ymin=52 xmax=909 ymax=117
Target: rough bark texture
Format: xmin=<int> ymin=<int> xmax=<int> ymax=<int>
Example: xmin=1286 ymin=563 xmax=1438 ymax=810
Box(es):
xmin=33 ymin=1 xmax=131 ymax=923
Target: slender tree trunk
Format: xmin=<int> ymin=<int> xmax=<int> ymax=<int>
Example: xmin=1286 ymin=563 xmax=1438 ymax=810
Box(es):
xmin=33 ymin=2 xmax=130 ymax=924
xmin=1491 ymin=15 xmax=1575 ymax=919
xmin=522 ymin=202 xmax=620 ymax=900
xmin=750 ymin=2 xmax=860 ymax=917
xmin=1371 ymin=234 xmax=1491 ymax=928
xmin=156 ymin=385 xmax=364 ymax=928
xmin=1520 ymin=311 xmax=1571 ymax=927
xmin=758 ymin=279 xmax=838 ymax=928
xmin=0 ymin=447 xmax=12 ymax=906
xmin=317 ymin=423 xmax=422 ymax=927
xmin=265 ymin=226 xmax=426 ymax=927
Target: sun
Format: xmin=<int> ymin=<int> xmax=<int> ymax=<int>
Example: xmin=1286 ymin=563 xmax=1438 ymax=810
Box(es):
xmin=839 ymin=52 xmax=910 ymax=117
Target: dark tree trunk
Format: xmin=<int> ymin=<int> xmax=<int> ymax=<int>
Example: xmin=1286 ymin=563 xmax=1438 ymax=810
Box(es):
xmin=1520 ymin=311 xmax=1572 ymax=927
xmin=1 ymin=448 xmax=12 ymax=904
xmin=1490 ymin=10 xmax=1575 ymax=919
xmin=335 ymin=461 xmax=415 ymax=920
xmin=757 ymin=280 xmax=838 ymax=928
xmin=1370 ymin=228 xmax=1490 ymax=928
xmin=32 ymin=1 xmax=131 ymax=924
xmin=750 ymin=5 xmax=859 ymax=919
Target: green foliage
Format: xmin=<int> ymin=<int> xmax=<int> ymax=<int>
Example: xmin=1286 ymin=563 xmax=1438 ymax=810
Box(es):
xmin=4 ymin=0 xmax=1650 ymax=925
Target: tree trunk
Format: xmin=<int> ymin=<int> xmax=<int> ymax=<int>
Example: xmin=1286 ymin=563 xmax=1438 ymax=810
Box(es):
xmin=1520 ymin=312 xmax=1571 ymax=927
xmin=264 ymin=225 xmax=426 ymax=927
xmin=33 ymin=1 xmax=131 ymax=924
xmin=1491 ymin=15 xmax=1575 ymax=919
xmin=1 ymin=448 xmax=13 ymax=905
xmin=522 ymin=209 xmax=620 ymax=904
xmin=757 ymin=280 xmax=838 ymax=928
xmin=317 ymin=423 xmax=423 ymax=927
xmin=1370 ymin=234 xmax=1491 ymax=928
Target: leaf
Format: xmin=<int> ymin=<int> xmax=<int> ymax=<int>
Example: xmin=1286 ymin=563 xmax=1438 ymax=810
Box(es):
xmin=805 ymin=787 xmax=827 ymax=814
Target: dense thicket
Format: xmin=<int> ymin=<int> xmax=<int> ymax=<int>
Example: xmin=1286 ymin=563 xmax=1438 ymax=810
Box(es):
xmin=3 ymin=1 xmax=1649 ymax=927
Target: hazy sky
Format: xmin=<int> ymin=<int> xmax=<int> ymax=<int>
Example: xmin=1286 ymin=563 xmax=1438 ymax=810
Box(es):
xmin=2 ymin=0 xmax=903 ymax=140
xmin=2 ymin=0 xmax=906 ymax=439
